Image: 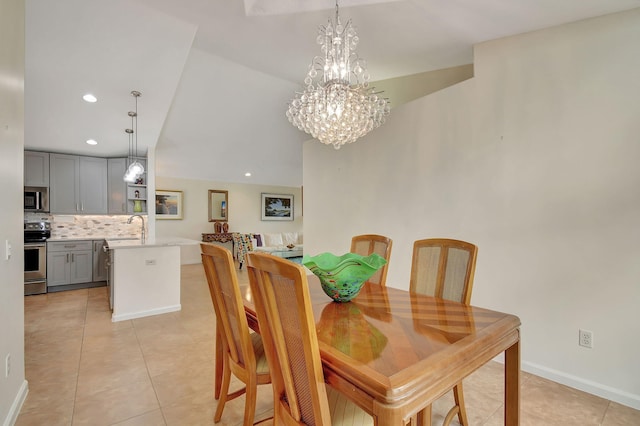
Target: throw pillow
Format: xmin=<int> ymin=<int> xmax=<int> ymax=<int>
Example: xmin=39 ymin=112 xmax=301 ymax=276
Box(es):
xmin=264 ymin=233 xmax=283 ymax=247
xmin=282 ymin=232 xmax=298 ymax=246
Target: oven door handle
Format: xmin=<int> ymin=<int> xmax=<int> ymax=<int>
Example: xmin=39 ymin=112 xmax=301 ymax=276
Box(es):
xmin=24 ymin=243 xmax=46 ymax=248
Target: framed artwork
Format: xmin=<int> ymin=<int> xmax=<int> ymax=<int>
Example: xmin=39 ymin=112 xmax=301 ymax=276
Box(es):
xmin=261 ymin=193 xmax=294 ymax=221
xmin=155 ymin=190 xmax=183 ymax=219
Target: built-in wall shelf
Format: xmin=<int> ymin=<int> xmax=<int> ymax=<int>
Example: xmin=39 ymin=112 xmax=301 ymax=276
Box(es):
xmin=126 ymin=157 xmax=147 ymax=214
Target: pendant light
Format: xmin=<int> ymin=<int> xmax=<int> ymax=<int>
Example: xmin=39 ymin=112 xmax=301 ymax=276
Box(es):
xmin=123 ymin=90 xmax=144 ymax=182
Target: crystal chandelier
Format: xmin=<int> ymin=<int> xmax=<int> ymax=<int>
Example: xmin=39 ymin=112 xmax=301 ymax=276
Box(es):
xmin=286 ymin=1 xmax=390 ymax=149
xmin=123 ymin=90 xmax=145 ymax=183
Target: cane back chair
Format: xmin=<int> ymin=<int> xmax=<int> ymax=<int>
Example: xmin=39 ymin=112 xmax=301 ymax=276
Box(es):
xmin=246 ymin=252 xmax=373 ymax=425
xmin=410 ymin=238 xmax=478 ymax=426
xmin=350 ymin=234 xmax=393 ymax=286
xmin=201 ymin=243 xmax=271 ymax=425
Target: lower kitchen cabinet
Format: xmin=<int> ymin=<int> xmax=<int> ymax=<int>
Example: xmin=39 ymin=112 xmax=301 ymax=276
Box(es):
xmin=93 ymin=239 xmax=108 ymax=282
xmin=47 ymin=241 xmax=93 ymax=287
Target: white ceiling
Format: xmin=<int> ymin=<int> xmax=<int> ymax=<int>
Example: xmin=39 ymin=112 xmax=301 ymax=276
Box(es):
xmin=24 ymin=0 xmax=640 ymax=187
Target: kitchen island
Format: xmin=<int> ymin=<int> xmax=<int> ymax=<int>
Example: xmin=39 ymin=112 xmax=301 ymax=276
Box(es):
xmin=106 ymin=237 xmax=198 ymax=322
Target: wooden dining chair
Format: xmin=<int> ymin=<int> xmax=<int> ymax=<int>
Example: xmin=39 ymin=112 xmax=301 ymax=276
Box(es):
xmin=200 ymin=243 xmax=271 ymax=426
xmin=410 ymin=238 xmax=478 ymax=426
xmin=246 ymin=252 xmax=374 ymax=426
xmin=350 ymin=234 xmax=393 ymax=286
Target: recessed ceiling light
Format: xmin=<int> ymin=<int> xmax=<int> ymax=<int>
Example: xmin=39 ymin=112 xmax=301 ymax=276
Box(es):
xmin=245 ymin=172 xmax=252 ymax=177
xmin=83 ymin=93 xmax=97 ymax=103
xmin=86 ymin=139 xmax=98 ymax=145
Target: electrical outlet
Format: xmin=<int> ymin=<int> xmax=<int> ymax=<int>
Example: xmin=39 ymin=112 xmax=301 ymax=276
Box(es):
xmin=579 ymin=329 xmax=593 ymax=349
xmin=5 ymin=354 xmax=10 ymax=377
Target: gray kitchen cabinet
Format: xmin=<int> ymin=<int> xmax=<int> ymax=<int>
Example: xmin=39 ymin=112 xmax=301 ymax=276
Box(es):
xmin=93 ymin=240 xmax=108 ymax=282
xmin=24 ymin=151 xmax=50 ymax=187
xmin=47 ymin=241 xmax=93 ymax=287
xmin=50 ymin=153 xmax=108 ymax=214
xmin=49 ymin=153 xmax=77 ymax=213
xmin=107 ymin=158 xmax=127 ymax=214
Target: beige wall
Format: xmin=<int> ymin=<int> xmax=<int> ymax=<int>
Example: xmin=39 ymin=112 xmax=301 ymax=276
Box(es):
xmin=155 ymin=176 xmax=302 ymax=263
xmin=303 ymin=8 xmax=640 ymax=409
xmin=0 ymin=0 xmax=27 ymax=423
xmin=374 ymin=64 xmax=474 ymax=107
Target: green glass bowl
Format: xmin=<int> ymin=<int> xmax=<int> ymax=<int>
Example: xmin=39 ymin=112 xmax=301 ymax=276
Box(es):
xmin=302 ymin=252 xmax=387 ymax=302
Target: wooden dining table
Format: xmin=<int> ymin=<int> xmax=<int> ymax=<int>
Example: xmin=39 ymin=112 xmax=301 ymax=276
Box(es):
xmin=217 ymin=276 xmax=521 ymax=425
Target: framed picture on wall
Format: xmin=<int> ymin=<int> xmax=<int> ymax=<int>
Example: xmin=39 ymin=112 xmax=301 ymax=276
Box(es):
xmin=261 ymin=193 xmax=294 ymax=221
xmin=156 ymin=190 xmax=183 ymax=219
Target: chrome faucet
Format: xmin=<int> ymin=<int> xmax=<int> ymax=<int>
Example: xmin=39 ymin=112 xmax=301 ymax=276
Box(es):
xmin=127 ymin=215 xmax=145 ymax=243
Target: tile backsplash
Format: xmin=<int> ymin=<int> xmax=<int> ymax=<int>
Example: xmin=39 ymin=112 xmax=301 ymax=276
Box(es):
xmin=25 ymin=213 xmax=147 ymax=239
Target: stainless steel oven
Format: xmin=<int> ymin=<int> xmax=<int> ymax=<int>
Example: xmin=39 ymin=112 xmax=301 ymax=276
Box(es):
xmin=24 ymin=221 xmax=51 ymax=295
xmin=24 ymin=242 xmax=46 ymax=280
xmin=24 ymin=242 xmax=47 ymax=295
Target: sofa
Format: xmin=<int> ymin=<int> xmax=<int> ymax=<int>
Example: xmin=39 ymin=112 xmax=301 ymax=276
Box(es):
xmin=232 ymin=232 xmax=303 ymax=268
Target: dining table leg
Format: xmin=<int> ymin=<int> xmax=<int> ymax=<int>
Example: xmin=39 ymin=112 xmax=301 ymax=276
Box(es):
xmin=504 ymin=338 xmax=521 ymax=425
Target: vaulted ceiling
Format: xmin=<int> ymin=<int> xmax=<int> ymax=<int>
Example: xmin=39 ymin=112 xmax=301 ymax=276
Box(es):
xmin=24 ymin=0 xmax=640 ymax=187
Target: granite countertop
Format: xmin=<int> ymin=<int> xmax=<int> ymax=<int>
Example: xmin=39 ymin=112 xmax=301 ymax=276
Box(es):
xmin=106 ymin=237 xmax=200 ymax=249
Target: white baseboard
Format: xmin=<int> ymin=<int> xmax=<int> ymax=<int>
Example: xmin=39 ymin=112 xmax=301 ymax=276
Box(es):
xmin=111 ymin=304 xmax=181 ymax=322
xmin=522 ymin=361 xmax=640 ymax=410
xmin=2 ymin=380 xmax=28 ymax=426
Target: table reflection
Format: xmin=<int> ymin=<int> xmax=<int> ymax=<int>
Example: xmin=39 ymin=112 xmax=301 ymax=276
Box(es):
xmin=352 ymin=283 xmax=393 ymax=323
xmin=316 ymin=302 xmax=388 ymax=363
xmin=410 ymin=294 xmax=477 ymax=344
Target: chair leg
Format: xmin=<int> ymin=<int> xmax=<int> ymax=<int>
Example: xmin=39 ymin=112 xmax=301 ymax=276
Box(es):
xmin=214 ymin=357 xmax=232 ymax=422
xmin=415 ymin=405 xmax=432 ymax=426
xmin=242 ymin=379 xmax=257 ymax=426
xmin=453 ymin=383 xmax=468 ymax=426
xmin=214 ymin=324 xmax=222 ymax=399
xmin=443 ymin=383 xmax=468 ymax=426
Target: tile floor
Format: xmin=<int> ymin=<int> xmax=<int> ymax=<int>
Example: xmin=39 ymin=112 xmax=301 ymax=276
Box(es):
xmin=16 ymin=263 xmax=640 ymax=426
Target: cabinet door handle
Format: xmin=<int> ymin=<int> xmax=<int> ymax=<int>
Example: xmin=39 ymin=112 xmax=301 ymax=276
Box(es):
xmin=81 ymin=203 xmax=84 ymax=211
xmin=71 ymin=253 xmax=74 ymax=262
xmin=66 ymin=253 xmax=69 ymax=263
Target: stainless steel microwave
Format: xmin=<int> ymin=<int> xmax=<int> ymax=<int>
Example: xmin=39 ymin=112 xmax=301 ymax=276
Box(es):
xmin=24 ymin=187 xmax=49 ymax=212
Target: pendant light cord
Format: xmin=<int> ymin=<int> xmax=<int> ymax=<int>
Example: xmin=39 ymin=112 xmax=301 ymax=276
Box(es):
xmin=134 ymin=93 xmax=138 ymax=158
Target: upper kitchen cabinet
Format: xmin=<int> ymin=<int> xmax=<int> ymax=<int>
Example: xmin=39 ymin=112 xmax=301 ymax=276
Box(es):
xmin=24 ymin=151 xmax=50 ymax=187
xmin=50 ymin=153 xmax=108 ymax=214
xmin=107 ymin=158 xmax=127 ymax=214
